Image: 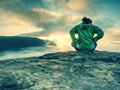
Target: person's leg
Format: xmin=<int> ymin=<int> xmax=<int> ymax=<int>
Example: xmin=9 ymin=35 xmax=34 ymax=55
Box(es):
xmin=93 ymin=42 xmax=97 ymax=50
xmin=71 ymin=42 xmax=81 ymax=51
xmin=90 ymin=42 xmax=97 ymax=52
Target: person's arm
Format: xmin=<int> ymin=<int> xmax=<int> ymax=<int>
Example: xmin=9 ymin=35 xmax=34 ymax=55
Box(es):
xmin=93 ymin=25 xmax=104 ymax=42
xmin=69 ymin=26 xmax=78 ymax=42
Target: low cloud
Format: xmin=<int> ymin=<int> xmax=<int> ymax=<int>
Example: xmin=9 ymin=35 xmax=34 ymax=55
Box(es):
xmin=0 ymin=36 xmax=48 ymax=51
xmin=106 ymin=29 xmax=120 ymax=46
xmin=97 ymin=28 xmax=120 ymax=52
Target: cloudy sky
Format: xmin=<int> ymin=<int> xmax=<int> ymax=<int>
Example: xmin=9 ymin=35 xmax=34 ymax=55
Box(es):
xmin=0 ymin=0 xmax=120 ymax=52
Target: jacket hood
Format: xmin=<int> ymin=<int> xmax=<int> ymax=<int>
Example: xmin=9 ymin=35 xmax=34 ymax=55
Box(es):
xmin=80 ymin=24 xmax=92 ymax=30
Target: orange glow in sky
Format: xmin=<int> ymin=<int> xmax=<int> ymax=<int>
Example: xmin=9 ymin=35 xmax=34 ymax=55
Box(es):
xmin=40 ymin=32 xmax=74 ymax=51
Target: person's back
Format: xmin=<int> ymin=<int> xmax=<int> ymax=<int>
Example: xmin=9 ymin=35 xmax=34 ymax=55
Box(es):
xmin=70 ymin=17 xmax=104 ymax=51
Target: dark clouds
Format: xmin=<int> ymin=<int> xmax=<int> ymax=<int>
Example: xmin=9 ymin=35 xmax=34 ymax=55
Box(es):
xmin=0 ymin=0 xmax=51 ymax=24
xmin=0 ymin=0 xmax=119 ymax=37
xmin=0 ymin=0 xmax=96 ymax=30
xmin=0 ymin=36 xmax=46 ymax=51
xmin=0 ymin=1 xmax=96 ymax=26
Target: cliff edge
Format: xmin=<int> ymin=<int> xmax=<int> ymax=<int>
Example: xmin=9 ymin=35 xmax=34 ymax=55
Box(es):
xmin=0 ymin=51 xmax=120 ymax=90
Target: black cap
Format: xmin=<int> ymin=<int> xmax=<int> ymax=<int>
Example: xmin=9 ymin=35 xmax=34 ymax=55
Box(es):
xmin=82 ymin=17 xmax=92 ymax=24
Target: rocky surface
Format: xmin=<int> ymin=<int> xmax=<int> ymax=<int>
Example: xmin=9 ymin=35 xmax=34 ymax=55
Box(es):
xmin=0 ymin=50 xmax=120 ymax=90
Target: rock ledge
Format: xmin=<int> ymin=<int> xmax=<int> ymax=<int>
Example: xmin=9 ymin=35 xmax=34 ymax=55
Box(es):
xmin=0 ymin=50 xmax=120 ymax=90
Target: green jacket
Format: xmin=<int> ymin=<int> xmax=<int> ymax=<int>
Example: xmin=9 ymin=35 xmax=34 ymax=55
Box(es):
xmin=70 ymin=23 xmax=104 ymax=50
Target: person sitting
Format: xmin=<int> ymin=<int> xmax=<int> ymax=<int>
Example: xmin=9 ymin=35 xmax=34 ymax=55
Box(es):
xmin=70 ymin=17 xmax=104 ymax=52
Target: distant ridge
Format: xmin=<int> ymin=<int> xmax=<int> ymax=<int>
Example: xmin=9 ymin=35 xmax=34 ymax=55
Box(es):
xmin=0 ymin=36 xmax=53 ymax=51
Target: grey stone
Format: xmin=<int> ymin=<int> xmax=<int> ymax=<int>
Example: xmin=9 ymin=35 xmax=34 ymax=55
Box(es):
xmin=0 ymin=50 xmax=120 ymax=90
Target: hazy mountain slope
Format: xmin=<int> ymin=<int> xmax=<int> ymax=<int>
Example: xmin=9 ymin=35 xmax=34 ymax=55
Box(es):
xmin=0 ymin=36 xmax=54 ymax=52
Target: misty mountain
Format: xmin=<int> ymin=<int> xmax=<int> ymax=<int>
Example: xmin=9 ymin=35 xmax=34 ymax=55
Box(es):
xmin=0 ymin=36 xmax=55 ymax=52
